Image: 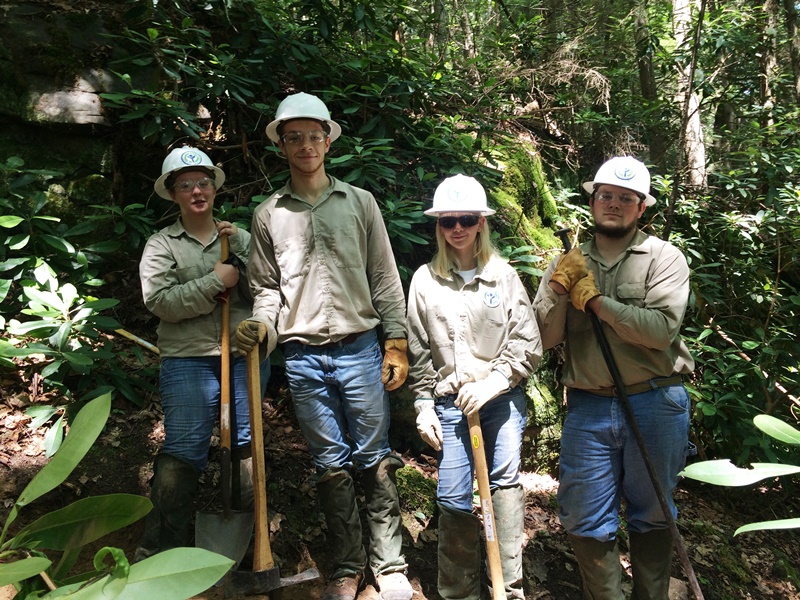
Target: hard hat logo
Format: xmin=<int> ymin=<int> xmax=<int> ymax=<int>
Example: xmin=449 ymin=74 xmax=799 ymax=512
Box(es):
xmin=179 ymin=150 xmax=206 ymax=166
xmin=425 ymin=174 xmax=496 ymax=216
xmin=582 ymin=156 xmax=657 ymax=207
xmin=613 ymin=165 xmax=636 ymax=181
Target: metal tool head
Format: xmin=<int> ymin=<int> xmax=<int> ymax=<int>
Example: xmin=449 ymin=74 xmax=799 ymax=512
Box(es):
xmin=224 ymin=566 xmax=320 ymax=598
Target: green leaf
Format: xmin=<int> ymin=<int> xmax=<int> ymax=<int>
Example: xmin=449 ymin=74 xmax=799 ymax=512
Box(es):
xmin=0 ymin=556 xmax=52 ymax=587
xmin=0 ymin=215 xmax=24 ymax=228
xmin=26 ymin=405 xmax=60 ymax=429
xmin=12 ymin=495 xmax=152 ymax=551
xmin=753 ymin=415 xmax=800 ymax=445
xmin=43 ymin=415 xmax=64 ymax=457
xmin=734 ymin=517 xmax=800 ymax=536
xmin=680 ymin=459 xmax=800 ymax=486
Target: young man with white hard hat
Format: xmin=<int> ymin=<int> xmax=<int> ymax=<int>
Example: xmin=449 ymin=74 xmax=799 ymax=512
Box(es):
xmin=236 ymin=93 xmax=412 ymax=600
xmin=137 ymin=146 xmax=270 ymax=560
xmin=407 ymin=174 xmax=542 ymax=599
xmin=533 ymin=156 xmax=696 ymax=598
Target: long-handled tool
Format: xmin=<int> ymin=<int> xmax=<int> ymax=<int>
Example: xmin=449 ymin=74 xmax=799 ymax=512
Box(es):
xmin=224 ymin=347 xmax=320 ymax=597
xmin=554 ymin=228 xmax=704 ymax=600
xmin=196 ymin=236 xmax=255 ymax=568
xmin=467 ymin=412 xmax=505 ymax=600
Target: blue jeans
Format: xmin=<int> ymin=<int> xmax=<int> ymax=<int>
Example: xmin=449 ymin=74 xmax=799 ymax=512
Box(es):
xmin=159 ymin=355 xmax=271 ymax=472
xmin=557 ymin=383 xmax=694 ymax=540
xmin=284 ymin=329 xmax=390 ymax=472
xmin=435 ymin=387 xmax=527 ymax=512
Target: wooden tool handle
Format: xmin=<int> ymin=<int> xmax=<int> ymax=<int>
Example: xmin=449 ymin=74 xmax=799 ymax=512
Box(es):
xmin=467 ymin=411 xmax=505 ymax=600
xmin=220 ymin=236 xmax=231 ymax=451
xmin=247 ymin=347 xmax=275 ymax=572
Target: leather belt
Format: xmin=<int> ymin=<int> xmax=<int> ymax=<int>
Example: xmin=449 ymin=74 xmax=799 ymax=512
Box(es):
xmin=582 ymin=374 xmax=683 ymax=398
xmin=316 ymin=331 xmax=367 ymax=349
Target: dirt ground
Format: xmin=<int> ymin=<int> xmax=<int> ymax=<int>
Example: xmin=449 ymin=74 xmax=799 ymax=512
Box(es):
xmin=2 ymin=368 xmax=800 ymax=600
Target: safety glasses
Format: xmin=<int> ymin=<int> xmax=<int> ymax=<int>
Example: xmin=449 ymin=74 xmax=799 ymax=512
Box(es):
xmin=174 ymin=177 xmax=214 ymax=193
xmin=438 ymin=215 xmax=481 ymax=229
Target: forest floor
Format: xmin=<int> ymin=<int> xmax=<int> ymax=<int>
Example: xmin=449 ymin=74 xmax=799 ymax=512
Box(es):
xmin=2 ymin=367 xmax=800 ymax=600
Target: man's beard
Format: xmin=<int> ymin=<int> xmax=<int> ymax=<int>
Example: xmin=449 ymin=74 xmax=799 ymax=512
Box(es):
xmin=595 ymin=219 xmax=637 ymax=239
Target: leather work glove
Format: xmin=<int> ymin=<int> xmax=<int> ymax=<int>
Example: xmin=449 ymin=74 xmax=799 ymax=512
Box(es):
xmin=414 ymin=399 xmax=442 ymax=451
xmin=570 ymin=271 xmax=602 ymax=313
xmin=455 ymin=371 xmax=509 ymax=416
xmin=235 ymin=320 xmax=267 ymax=355
xmin=382 ymin=338 xmax=409 ymax=391
xmin=550 ymin=247 xmax=589 ymax=292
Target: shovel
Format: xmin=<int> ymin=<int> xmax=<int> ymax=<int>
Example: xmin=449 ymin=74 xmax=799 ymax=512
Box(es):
xmin=196 ymin=235 xmax=255 ymax=568
xmin=224 ymin=347 xmax=320 ymax=598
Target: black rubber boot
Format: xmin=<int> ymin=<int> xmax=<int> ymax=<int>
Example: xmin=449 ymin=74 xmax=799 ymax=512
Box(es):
xmin=568 ymin=533 xmax=624 ymax=600
xmin=630 ymin=528 xmax=673 ymax=600
xmin=135 ymin=453 xmax=198 ymax=561
xmin=492 ymin=484 xmax=526 ymax=599
xmin=316 ymin=467 xmax=367 ymax=581
xmin=438 ymin=503 xmax=482 ymax=600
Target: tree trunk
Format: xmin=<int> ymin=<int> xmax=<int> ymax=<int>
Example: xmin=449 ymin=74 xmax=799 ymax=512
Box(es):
xmin=634 ymin=2 xmax=665 ymax=166
xmin=761 ymin=0 xmax=779 ymax=129
xmin=783 ymin=0 xmax=800 ymax=103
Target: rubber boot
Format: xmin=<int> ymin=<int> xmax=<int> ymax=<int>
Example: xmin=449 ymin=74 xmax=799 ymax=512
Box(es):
xmin=438 ymin=503 xmax=482 ymax=600
xmin=362 ymin=455 xmax=412 ymax=599
xmin=568 ymin=533 xmax=624 ymax=600
xmin=231 ymin=444 xmax=253 ymax=511
xmin=135 ymin=454 xmax=198 ymax=561
xmin=630 ymin=528 xmax=673 ymax=600
xmin=491 ymin=485 xmax=525 ymax=599
xmin=316 ymin=468 xmax=367 ymax=582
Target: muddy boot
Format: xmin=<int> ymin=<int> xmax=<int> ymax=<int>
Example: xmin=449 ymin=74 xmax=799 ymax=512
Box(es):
xmin=362 ymin=455 xmax=412 ymax=600
xmin=317 ymin=467 xmax=367 ymax=599
xmin=135 ymin=454 xmax=198 ymax=561
xmin=630 ymin=528 xmax=673 ymax=600
xmin=492 ymin=484 xmax=525 ymax=599
xmin=438 ymin=503 xmax=482 ymax=600
xmin=568 ymin=533 xmax=624 ymax=600
xmin=231 ymin=445 xmax=253 ymax=511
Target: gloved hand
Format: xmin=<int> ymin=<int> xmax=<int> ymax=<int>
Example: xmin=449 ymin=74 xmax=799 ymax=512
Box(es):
xmin=571 ymin=271 xmax=602 ymax=313
xmin=455 ymin=371 xmax=509 ymax=416
xmin=414 ymin=399 xmax=442 ymax=451
xmin=235 ymin=320 xmax=267 ymax=355
xmin=550 ymin=247 xmax=589 ymax=292
xmin=382 ymin=338 xmax=409 ymax=391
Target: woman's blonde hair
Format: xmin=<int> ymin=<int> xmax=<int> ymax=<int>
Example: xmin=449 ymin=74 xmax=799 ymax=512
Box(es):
xmin=429 ymin=218 xmax=498 ymax=279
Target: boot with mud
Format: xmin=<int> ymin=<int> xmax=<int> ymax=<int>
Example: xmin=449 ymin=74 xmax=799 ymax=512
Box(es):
xmin=492 ymin=484 xmax=526 ymax=599
xmin=568 ymin=533 xmax=624 ymax=600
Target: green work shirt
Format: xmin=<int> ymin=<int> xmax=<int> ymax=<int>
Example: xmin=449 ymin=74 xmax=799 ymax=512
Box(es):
xmin=533 ymin=229 xmax=695 ymax=392
xmin=139 ymin=219 xmax=253 ymax=357
xmin=248 ymin=176 xmax=406 ymax=349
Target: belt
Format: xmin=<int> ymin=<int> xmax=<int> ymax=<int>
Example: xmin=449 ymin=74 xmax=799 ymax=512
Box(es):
xmin=316 ymin=331 xmax=367 ymax=349
xmin=582 ymin=375 xmax=683 ymax=398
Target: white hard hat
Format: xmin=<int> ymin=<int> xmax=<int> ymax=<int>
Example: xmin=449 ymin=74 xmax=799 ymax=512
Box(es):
xmin=153 ymin=147 xmax=225 ymax=200
xmin=425 ymin=174 xmax=496 ymax=216
xmin=265 ymin=92 xmax=342 ymax=143
xmin=582 ymin=156 xmax=656 ymax=206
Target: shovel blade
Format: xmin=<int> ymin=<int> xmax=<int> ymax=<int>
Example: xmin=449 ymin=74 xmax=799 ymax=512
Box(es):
xmin=195 ymin=509 xmax=255 ymax=569
xmin=224 ymin=566 xmax=320 ymax=598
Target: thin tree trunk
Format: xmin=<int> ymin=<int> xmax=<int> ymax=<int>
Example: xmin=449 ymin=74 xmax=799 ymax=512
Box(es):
xmin=634 ymin=2 xmax=665 ymax=166
xmin=782 ymin=0 xmax=800 ymax=103
xmin=761 ymin=0 xmax=779 ymax=129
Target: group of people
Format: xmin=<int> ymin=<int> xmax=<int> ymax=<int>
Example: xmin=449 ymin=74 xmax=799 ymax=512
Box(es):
xmin=136 ymin=91 xmax=696 ymax=600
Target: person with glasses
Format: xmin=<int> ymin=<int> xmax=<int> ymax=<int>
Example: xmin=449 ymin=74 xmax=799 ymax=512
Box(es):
xmin=136 ymin=146 xmax=270 ymax=561
xmin=235 ymin=93 xmax=413 ymax=600
xmin=533 ymin=156 xmax=695 ymax=598
xmin=406 ymin=174 xmax=542 ymax=600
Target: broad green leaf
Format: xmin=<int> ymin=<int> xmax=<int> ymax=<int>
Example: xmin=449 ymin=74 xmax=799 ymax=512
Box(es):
xmin=3 ymin=394 xmax=111 ymax=539
xmin=23 ymin=287 xmax=65 ymax=312
xmin=26 ymin=405 xmax=60 ymax=429
xmin=680 ymin=459 xmax=800 ymax=486
xmin=12 ymin=495 xmax=152 ymax=551
xmin=753 ymin=415 xmax=800 ymax=445
xmin=113 ymin=547 xmax=234 ymax=600
xmin=39 ymin=234 xmax=75 ymax=254
xmin=734 ymin=517 xmax=800 ymax=536
xmin=43 ymin=415 xmax=64 ymax=457
xmin=63 ymin=351 xmax=95 ymax=367
xmin=43 ymin=546 xmax=129 ymax=599
xmin=82 ymin=298 xmax=120 ymax=310
xmin=0 ymin=215 xmax=24 ymax=228
xmin=0 ymin=556 xmax=52 ymax=586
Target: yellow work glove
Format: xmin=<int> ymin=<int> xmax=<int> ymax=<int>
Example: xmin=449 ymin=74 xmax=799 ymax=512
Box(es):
xmin=550 ymin=247 xmax=589 ymax=292
xmin=382 ymin=338 xmax=409 ymax=391
xmin=235 ymin=320 xmax=267 ymax=355
xmin=455 ymin=371 xmax=509 ymax=416
xmin=570 ymin=271 xmax=602 ymax=313
xmin=414 ymin=399 xmax=442 ymax=451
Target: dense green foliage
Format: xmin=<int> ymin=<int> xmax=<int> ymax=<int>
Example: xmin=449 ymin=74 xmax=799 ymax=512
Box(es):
xmin=1 ymin=0 xmax=799 ymax=471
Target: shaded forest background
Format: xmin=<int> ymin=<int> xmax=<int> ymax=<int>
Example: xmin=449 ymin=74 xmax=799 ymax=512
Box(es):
xmin=1 ymin=0 xmax=800 ymax=594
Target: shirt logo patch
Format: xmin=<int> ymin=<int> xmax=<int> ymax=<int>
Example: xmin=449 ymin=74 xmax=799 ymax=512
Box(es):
xmin=180 ymin=150 xmax=205 ymax=166
xmin=614 ymin=165 xmax=635 ymax=181
xmin=483 ymin=290 xmax=500 ymax=308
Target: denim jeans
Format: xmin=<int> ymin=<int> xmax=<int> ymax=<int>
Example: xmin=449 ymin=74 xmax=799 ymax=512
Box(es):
xmin=159 ymin=355 xmax=271 ymax=472
xmin=557 ymin=383 xmax=695 ymax=541
xmin=284 ymin=329 xmax=390 ymax=472
xmin=435 ymin=387 xmax=527 ymax=512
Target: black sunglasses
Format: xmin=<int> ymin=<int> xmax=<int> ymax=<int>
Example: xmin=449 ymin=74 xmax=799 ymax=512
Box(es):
xmin=438 ymin=215 xmax=481 ymax=229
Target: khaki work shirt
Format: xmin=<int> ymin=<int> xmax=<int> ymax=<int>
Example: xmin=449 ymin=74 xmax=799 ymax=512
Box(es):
xmin=248 ymin=177 xmax=406 ymax=350
xmin=533 ymin=229 xmax=695 ymax=391
xmin=407 ymin=256 xmax=543 ymax=400
xmin=139 ymin=219 xmax=253 ymax=357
